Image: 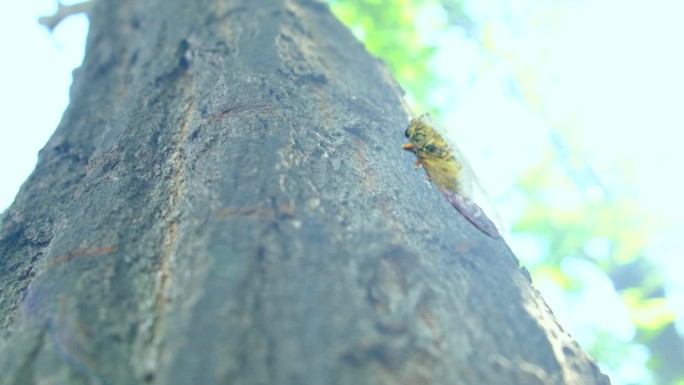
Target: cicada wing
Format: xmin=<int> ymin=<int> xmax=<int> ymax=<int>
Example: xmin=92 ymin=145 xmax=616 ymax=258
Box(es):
xmin=439 ymin=188 xmax=500 ymax=238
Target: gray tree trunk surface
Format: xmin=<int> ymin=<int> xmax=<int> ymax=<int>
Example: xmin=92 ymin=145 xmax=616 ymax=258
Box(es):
xmin=0 ymin=0 xmax=611 ymax=384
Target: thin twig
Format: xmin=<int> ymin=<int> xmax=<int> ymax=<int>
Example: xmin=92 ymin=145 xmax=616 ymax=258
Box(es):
xmin=38 ymin=1 xmax=93 ymax=32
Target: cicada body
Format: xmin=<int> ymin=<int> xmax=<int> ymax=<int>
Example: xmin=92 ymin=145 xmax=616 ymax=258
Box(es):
xmin=402 ymin=114 xmax=500 ymax=238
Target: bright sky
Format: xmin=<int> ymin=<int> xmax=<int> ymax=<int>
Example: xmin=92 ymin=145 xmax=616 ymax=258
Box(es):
xmin=0 ymin=1 xmax=87 ymax=211
xmin=427 ymin=1 xmax=684 ymax=383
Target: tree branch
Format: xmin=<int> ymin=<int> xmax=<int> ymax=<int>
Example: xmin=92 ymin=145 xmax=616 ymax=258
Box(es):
xmin=38 ymin=1 xmax=93 ymax=32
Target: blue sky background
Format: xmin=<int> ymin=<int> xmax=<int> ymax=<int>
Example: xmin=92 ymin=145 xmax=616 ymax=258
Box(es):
xmin=0 ymin=1 xmax=87 ymax=210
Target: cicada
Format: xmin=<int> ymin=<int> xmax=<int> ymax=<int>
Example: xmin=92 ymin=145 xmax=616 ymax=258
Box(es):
xmin=402 ymin=113 xmax=500 ymax=237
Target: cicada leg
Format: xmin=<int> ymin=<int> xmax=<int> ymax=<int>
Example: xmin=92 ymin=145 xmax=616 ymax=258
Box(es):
xmin=401 ymin=143 xmax=423 ymax=169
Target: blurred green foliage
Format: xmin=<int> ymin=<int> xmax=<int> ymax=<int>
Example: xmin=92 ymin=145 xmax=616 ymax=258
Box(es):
xmin=327 ymin=0 xmax=457 ymax=114
xmin=327 ymin=1 xmax=683 ymax=385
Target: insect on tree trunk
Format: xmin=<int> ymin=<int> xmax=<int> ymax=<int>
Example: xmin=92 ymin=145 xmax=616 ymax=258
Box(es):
xmin=0 ymin=0 xmax=611 ymax=384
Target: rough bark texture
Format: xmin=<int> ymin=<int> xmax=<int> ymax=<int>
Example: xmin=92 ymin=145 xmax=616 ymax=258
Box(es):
xmin=0 ymin=0 xmax=611 ymax=384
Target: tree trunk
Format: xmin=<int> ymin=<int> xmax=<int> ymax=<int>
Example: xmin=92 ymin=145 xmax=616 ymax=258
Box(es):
xmin=0 ymin=0 xmax=611 ymax=384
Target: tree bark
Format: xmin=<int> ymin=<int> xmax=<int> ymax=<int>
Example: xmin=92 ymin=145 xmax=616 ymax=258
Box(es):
xmin=0 ymin=0 xmax=611 ymax=384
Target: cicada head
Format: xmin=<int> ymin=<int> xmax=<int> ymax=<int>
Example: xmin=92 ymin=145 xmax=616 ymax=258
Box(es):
xmin=404 ymin=114 xmax=451 ymax=159
xmin=405 ymin=113 xmax=432 ymax=148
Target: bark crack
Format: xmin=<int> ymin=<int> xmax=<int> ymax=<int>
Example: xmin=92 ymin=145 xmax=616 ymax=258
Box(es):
xmin=146 ymin=96 xmax=194 ymax=378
